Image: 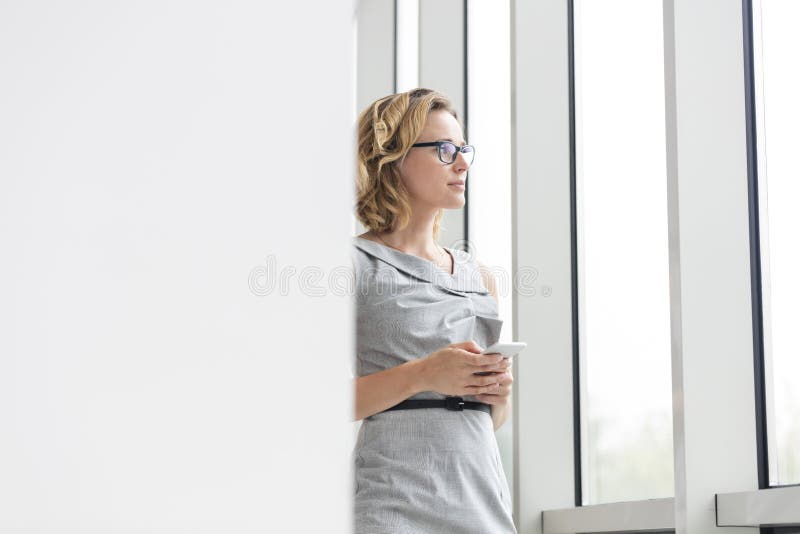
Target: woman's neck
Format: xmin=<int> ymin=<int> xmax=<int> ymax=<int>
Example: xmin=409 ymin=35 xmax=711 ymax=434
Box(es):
xmin=368 ymin=225 xmax=445 ymax=264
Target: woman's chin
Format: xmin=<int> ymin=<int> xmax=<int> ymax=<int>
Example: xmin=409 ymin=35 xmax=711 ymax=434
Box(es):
xmin=442 ymin=195 xmax=466 ymax=209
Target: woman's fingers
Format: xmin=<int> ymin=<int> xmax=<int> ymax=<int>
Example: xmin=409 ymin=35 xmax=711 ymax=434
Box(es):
xmin=492 ymin=358 xmax=512 ymax=371
xmin=468 ymin=353 xmax=505 ymax=369
xmin=465 ymin=376 xmax=509 ymax=392
xmin=472 ymin=382 xmax=511 ymax=398
xmin=469 ymin=371 xmax=512 ymax=385
xmin=466 ymin=371 xmax=513 ymax=394
xmin=469 ymin=373 xmax=505 ymax=387
xmin=474 ymin=382 xmax=501 ymax=394
xmin=462 ymin=355 xmax=513 ymax=396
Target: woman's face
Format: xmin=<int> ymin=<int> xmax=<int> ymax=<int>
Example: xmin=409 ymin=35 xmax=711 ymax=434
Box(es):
xmin=397 ymin=109 xmax=470 ymax=210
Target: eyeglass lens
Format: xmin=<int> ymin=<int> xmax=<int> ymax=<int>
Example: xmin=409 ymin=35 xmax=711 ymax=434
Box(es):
xmin=439 ymin=142 xmax=474 ymax=165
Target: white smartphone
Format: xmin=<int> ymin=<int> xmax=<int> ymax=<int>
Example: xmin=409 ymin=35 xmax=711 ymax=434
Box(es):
xmin=480 ymin=341 xmax=527 ymax=358
xmin=474 ymin=342 xmax=527 ymax=375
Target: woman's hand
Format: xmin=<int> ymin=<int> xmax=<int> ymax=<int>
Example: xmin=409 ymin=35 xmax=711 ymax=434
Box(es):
xmin=473 ymin=358 xmax=513 ymax=406
xmin=416 ymin=340 xmax=510 ymax=397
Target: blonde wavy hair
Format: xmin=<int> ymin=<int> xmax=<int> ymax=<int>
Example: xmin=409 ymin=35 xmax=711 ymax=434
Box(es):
xmin=355 ymin=88 xmax=462 ymax=242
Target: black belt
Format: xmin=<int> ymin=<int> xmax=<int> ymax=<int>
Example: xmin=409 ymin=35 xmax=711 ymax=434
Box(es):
xmin=384 ymin=396 xmax=491 ymax=415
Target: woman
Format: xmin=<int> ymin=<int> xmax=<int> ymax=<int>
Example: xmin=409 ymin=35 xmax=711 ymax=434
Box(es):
xmin=351 ymin=88 xmax=516 ymax=533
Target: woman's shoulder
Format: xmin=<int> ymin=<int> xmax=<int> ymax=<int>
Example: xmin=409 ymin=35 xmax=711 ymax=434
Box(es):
xmin=354 ymin=231 xmax=379 ymax=243
xmin=472 ymin=256 xmax=498 ymax=302
xmin=350 ymin=235 xmax=387 ymax=275
xmin=351 ymin=235 xmax=376 ymax=259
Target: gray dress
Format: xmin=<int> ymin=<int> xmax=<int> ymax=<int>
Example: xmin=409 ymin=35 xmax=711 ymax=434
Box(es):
xmin=352 ymin=236 xmax=516 ymax=534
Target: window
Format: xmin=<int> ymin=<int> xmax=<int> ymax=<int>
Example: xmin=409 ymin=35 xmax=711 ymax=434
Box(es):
xmin=753 ymin=0 xmax=800 ymax=487
xmin=574 ymin=0 xmax=674 ymax=504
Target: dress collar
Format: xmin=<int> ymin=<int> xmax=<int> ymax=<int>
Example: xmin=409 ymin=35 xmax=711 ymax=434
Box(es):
xmin=352 ymin=236 xmax=488 ymax=294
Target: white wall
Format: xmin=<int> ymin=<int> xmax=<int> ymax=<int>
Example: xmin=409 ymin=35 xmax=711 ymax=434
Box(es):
xmin=0 ymin=2 xmax=355 ymax=532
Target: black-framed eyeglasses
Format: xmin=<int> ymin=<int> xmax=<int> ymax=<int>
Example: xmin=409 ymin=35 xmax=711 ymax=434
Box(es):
xmin=411 ymin=141 xmax=475 ymax=166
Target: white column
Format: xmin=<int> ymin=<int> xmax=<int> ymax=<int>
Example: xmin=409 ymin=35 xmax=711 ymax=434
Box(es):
xmin=663 ymin=0 xmax=760 ymax=532
xmin=511 ymin=1 xmax=577 ymax=532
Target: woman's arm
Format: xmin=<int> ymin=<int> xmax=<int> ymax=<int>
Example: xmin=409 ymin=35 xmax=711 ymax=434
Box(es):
xmin=355 ymin=343 xmax=507 ymax=421
xmin=490 ymin=398 xmax=511 ymax=431
xmin=353 ymin=359 xmax=426 ymax=421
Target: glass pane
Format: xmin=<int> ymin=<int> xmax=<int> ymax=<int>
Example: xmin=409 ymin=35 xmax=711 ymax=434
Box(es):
xmin=758 ymin=0 xmax=800 ymax=486
xmin=395 ymin=0 xmax=419 ymax=92
xmin=576 ymin=0 xmax=674 ymax=504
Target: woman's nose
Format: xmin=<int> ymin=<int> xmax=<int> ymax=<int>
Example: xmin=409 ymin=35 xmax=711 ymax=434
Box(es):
xmin=454 ymin=150 xmax=470 ymax=170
